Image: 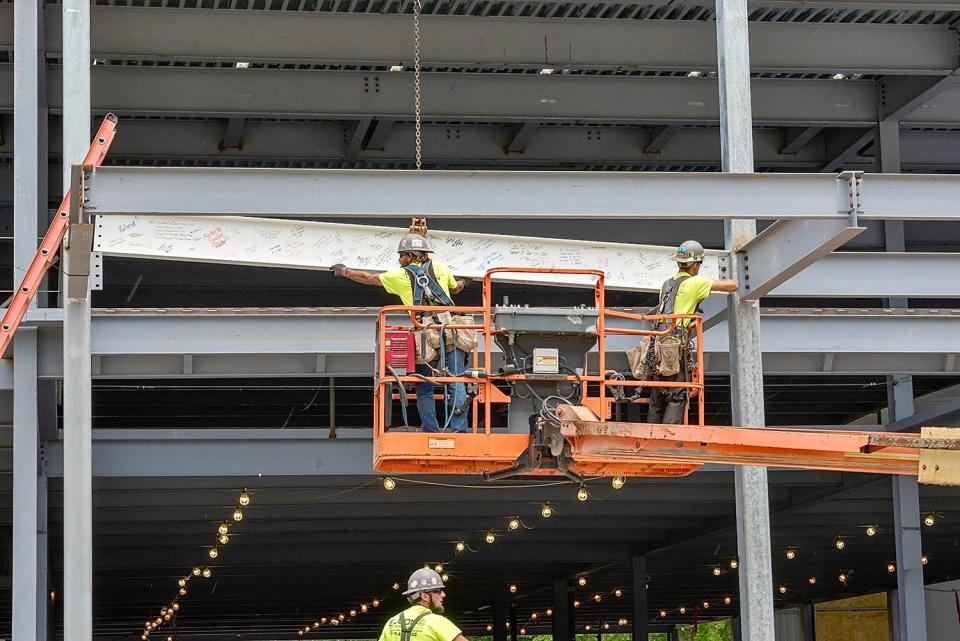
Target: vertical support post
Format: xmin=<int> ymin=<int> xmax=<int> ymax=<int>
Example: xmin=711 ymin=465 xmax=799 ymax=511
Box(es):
xmin=37 ymin=458 xmax=49 ymax=641
xmin=888 ymin=376 xmax=927 ymax=641
xmin=13 ymin=329 xmax=39 ymax=641
xmin=494 ymin=600 xmax=508 ymax=641
xmin=552 ymin=579 xmax=571 ymax=641
xmin=715 ymin=0 xmax=775 ymax=639
xmin=62 ymin=1 xmax=92 ymax=639
xmin=509 ymin=601 xmax=518 ymax=641
xmin=800 ymin=603 xmax=816 ymax=641
xmin=632 ymin=556 xmax=649 ymax=641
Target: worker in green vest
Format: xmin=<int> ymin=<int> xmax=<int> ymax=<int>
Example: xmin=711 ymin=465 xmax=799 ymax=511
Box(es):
xmin=377 ymin=568 xmax=468 ymax=641
xmin=648 ymin=240 xmax=739 ymax=424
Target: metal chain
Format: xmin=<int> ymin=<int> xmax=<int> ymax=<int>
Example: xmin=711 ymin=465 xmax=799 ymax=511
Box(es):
xmin=412 ymin=0 xmax=423 ymax=170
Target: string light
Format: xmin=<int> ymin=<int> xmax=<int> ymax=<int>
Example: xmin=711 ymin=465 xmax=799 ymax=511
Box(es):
xmin=361 ymin=603 xmax=369 ymax=613
xmin=510 ymin=585 xmax=518 ymax=593
xmin=486 ymin=626 xmax=493 ymax=632
xmin=573 ymin=600 xmax=581 ymax=608
xmin=202 ymin=568 xmax=212 ymax=579
xmin=603 ymin=623 xmax=611 ymax=630
xmin=593 ymin=593 xmax=602 ymax=603
xmin=192 ymin=567 xmax=201 ymax=577
xmin=578 ymin=576 xmax=587 ymax=586
xmin=577 ymin=485 xmax=589 ymax=502
xmin=546 ymin=609 xmax=553 ymax=616
xmin=729 ymin=559 xmax=739 ymax=569
xmin=373 ymin=600 xmax=380 ymax=607
xmin=178 ymin=587 xmax=187 ymax=596
xmin=584 ymin=625 xmax=592 ymax=631
xmin=921 ymin=555 xmax=929 ymax=565
xmin=679 ymin=607 xmax=686 ymax=614
xmin=383 ymin=477 xmax=397 ymax=491
xmin=178 ymin=578 xmax=187 ymax=587
xmin=218 ymin=533 xmax=230 ymax=545
xmin=611 ymin=475 xmax=625 ymax=490
xmin=702 ymin=601 xmax=710 ymax=609
xmin=723 ymin=597 xmax=732 ymax=605
xmin=239 ymin=489 xmax=251 ymax=506
xmin=865 ymin=525 xmax=878 ymax=537
xmin=835 ymin=537 xmax=845 ymax=550
xmin=455 ymin=542 xmax=466 ymax=553
xmin=208 ymin=547 xmax=219 ymax=559
xmin=838 ymin=572 xmax=848 ymax=583
xmin=887 ymin=563 xmax=896 ymax=573
xmin=520 ymin=628 xmax=526 ymax=635
xmin=713 ymin=566 xmax=722 ymax=576
xmin=441 ymin=573 xmax=449 ymax=582
xmin=660 ymin=610 xmax=667 ymax=617
xmin=785 ymin=549 xmax=796 ymax=560
xmin=614 ymin=588 xmax=622 ymax=597
xmin=778 ymin=586 xmax=787 ymax=594
xmin=233 ymin=508 xmax=244 ymax=522
xmin=485 ymin=531 xmax=496 ymax=544
xmin=808 ymin=577 xmax=817 ymax=585
xmin=923 ymin=514 xmax=936 ymax=527
xmin=349 ymin=609 xmax=357 ymax=617
xmin=434 ymin=564 xmax=443 ymax=573
xmin=531 ymin=613 xmax=539 ymax=620
xmin=508 ymin=518 xmax=520 ymax=531
xmin=618 ymin=618 xmax=628 ymax=626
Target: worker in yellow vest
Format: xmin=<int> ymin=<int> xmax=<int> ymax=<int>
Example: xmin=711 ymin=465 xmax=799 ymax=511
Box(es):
xmin=377 ymin=569 xmax=468 ymax=641
xmin=332 ymin=235 xmax=471 ymax=432
xmin=648 ymin=240 xmax=739 ymax=424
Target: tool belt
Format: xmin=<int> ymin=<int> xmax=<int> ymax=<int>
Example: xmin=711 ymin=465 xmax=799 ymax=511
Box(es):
xmin=627 ymin=333 xmax=685 ymax=379
xmin=415 ymin=311 xmax=479 ymax=364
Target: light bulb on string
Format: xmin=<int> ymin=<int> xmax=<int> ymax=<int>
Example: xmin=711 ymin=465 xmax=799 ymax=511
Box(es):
xmin=442 ymin=574 xmax=449 ymax=581
xmin=785 ymin=549 xmax=796 ymax=560
xmin=456 ymin=541 xmax=466 ymax=553
xmin=923 ymin=514 xmax=936 ymax=527
xmin=178 ymin=587 xmax=187 ymax=596
xmin=218 ymin=522 xmax=229 ymax=536
xmin=314 ymin=622 xmax=320 ymax=628
xmin=485 ymin=531 xmax=496 ymax=544
xmin=163 ymin=614 xmax=171 ymax=621
xmin=202 ymin=567 xmax=212 ymax=579
xmin=729 ymin=559 xmax=739 ymax=569
xmin=614 ymin=588 xmax=622 ymax=597
xmin=218 ymin=533 xmax=230 ymax=545
xmin=679 ymin=607 xmax=686 ymax=615
xmin=866 ymin=525 xmax=878 ymax=537
xmin=808 ymin=577 xmax=817 ymax=585
xmin=192 ymin=567 xmax=201 ymax=576
xmin=835 ymin=537 xmax=845 ymax=550
xmin=703 ymin=601 xmax=710 ymax=609
xmin=659 ymin=610 xmax=667 ymax=618
xmin=350 ymin=609 xmax=357 ymax=617
xmin=508 ymin=518 xmax=520 ymax=531
xmin=339 ymin=614 xmax=345 ymax=621
xmin=209 ymin=547 xmax=218 ymax=559
xmin=577 ymin=485 xmax=589 ymax=502
xmin=723 ymin=597 xmax=732 ymax=605
xmin=520 ymin=628 xmax=526 ymax=635
xmin=541 ymin=502 xmax=553 ymax=518
xmin=373 ymin=600 xmax=380 ymax=607
xmin=778 ymin=586 xmax=787 ymax=594
xmin=171 ymin=603 xmax=179 ymax=612
xmin=603 ymin=623 xmax=611 ymax=630
xmin=509 ymin=585 xmax=517 ymax=593
xmin=178 ymin=578 xmax=187 ymax=587
xmin=838 ymin=573 xmax=848 ymax=583
xmin=578 ymin=576 xmax=587 ymax=586
xmin=713 ymin=567 xmax=722 ymax=576
xmin=584 ymin=625 xmax=591 ymax=631
xmin=573 ymin=600 xmax=581 ymax=608
xmin=546 ymin=609 xmax=553 ymax=616
xmin=531 ymin=613 xmax=539 ymax=620
xmin=233 ymin=508 xmax=243 ymax=522
xmin=618 ymin=618 xmax=628 ymax=626
xmin=888 ymin=563 xmax=896 ymax=573
xmin=239 ymin=489 xmax=251 ymax=506
xmin=593 ymin=593 xmax=602 ymax=602
xmin=435 ymin=564 xmax=443 ymax=573
xmin=921 ymin=555 xmax=929 ymax=565
xmin=611 ymin=475 xmax=625 ymax=490
xmin=486 ymin=626 xmax=493 ymax=632
xmin=393 ymin=583 xmax=400 ymax=590
xmin=321 ymin=618 xmax=327 ymax=624
xmin=383 ymin=477 xmax=397 ymax=491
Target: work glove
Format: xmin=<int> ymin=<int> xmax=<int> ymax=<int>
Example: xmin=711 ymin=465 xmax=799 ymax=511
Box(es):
xmin=456 ymin=276 xmax=472 ymax=289
xmin=331 ymin=264 xmax=348 ymax=278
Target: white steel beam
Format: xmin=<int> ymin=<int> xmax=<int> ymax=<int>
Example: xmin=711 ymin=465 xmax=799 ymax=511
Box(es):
xmin=0 ymin=7 xmax=955 ymax=76
xmin=0 ymin=65 xmax=882 ymax=127
xmin=83 ymin=167 xmax=960 ymax=221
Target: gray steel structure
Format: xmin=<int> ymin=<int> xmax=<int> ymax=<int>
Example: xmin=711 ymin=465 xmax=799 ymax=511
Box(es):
xmin=4 ymin=0 xmax=960 ymax=640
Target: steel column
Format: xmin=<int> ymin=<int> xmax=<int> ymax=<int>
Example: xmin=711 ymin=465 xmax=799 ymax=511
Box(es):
xmin=62 ymin=0 xmax=92 ymax=639
xmin=509 ymin=602 xmax=518 ymax=641
xmin=888 ymin=376 xmax=928 ymax=641
xmin=632 ymin=556 xmax=649 ymax=641
xmin=13 ymin=329 xmax=39 ymax=641
xmin=800 ymin=603 xmax=816 ymax=641
xmin=716 ymin=0 xmax=775 ymax=640
xmin=552 ymin=579 xmax=571 ymax=641
xmin=493 ymin=600 xmax=507 ymax=641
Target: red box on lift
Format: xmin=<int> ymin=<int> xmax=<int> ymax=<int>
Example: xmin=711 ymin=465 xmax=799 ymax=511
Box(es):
xmin=384 ymin=331 xmax=416 ymax=375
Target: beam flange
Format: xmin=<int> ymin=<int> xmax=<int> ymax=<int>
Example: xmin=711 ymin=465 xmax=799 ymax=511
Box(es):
xmin=738 ymin=218 xmax=866 ymax=300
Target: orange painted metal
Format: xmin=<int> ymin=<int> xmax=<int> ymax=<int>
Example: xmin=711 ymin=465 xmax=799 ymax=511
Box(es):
xmin=0 ymin=114 xmax=119 ymax=358
xmin=372 ymin=267 xmax=708 ymax=475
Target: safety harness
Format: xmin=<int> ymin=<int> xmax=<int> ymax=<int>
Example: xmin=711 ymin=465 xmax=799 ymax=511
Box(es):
xmin=397 ymin=609 xmax=431 ymax=641
xmin=646 ymin=273 xmax=695 ymax=402
xmin=404 ymin=260 xmax=454 ymax=308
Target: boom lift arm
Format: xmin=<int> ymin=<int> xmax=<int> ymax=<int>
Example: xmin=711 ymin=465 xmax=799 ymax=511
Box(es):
xmin=0 ymin=114 xmax=118 ymax=358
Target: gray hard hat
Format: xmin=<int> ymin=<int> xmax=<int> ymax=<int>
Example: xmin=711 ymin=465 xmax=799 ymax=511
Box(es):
xmin=398 ymin=234 xmax=434 ymax=254
xmin=675 ymin=240 xmax=706 ymax=264
xmin=402 ymin=568 xmax=446 ymax=597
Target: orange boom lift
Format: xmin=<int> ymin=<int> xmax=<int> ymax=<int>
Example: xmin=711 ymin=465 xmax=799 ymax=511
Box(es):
xmin=373 ymin=268 xmax=960 ymax=486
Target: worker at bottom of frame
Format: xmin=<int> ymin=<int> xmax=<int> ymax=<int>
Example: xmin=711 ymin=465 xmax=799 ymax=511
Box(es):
xmin=378 ymin=569 xmax=469 ymax=641
xmin=331 ymin=234 xmax=472 ymax=433
xmin=646 ymin=240 xmax=739 ymax=424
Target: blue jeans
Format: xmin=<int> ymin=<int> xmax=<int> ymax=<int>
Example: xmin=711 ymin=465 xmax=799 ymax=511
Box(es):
xmin=416 ymin=349 xmax=468 ymax=433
